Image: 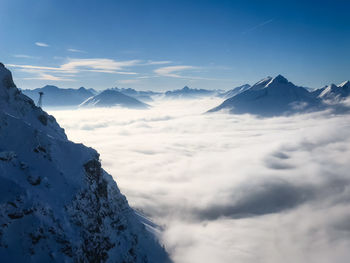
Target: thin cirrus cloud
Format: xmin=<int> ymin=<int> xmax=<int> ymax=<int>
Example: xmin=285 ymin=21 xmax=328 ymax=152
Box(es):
xmin=154 ymin=65 xmax=197 ymax=78
xmin=8 ymin=58 xmax=198 ymax=82
xmin=8 ymin=58 xmax=141 ymax=81
xmin=67 ymin=48 xmax=86 ymax=53
xmin=154 ymin=65 xmax=225 ymax=81
xmin=35 ymin=42 xmax=50 ymax=47
xmin=145 ymin=60 xmax=172 ymax=65
xmin=23 ymin=73 xmax=75 ymax=81
xmin=12 ymin=54 xmax=40 ymax=59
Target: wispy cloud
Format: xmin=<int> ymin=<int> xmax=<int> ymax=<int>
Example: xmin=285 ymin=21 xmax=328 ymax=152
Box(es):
xmin=22 ymin=73 xmax=75 ymax=81
xmin=8 ymin=58 xmax=140 ymax=78
xmin=60 ymin=58 xmax=140 ymax=73
xmin=67 ymin=48 xmax=86 ymax=53
xmin=12 ymin=54 xmax=40 ymax=59
xmin=242 ymin=19 xmax=274 ymax=34
xmin=146 ymin=60 xmax=172 ymax=65
xmin=154 ymin=65 xmax=227 ymax=81
xmin=154 ymin=65 xmax=197 ymax=78
xmin=35 ymin=42 xmax=49 ymax=47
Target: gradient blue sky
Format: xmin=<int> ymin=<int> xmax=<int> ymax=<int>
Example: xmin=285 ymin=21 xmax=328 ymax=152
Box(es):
xmin=1 ymin=0 xmax=349 ymax=91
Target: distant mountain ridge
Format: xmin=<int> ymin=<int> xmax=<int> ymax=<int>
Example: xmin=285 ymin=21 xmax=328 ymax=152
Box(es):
xmin=209 ymin=75 xmax=324 ymax=116
xmin=22 ymin=85 xmax=95 ymax=107
xmin=165 ymin=86 xmax=217 ymax=99
xmin=312 ymin=80 xmax=350 ymax=101
xmin=80 ymin=89 xmax=149 ymax=109
xmin=112 ymin=87 xmax=160 ymax=102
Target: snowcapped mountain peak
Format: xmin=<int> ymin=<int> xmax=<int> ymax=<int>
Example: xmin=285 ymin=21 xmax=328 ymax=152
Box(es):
xmin=209 ymin=74 xmax=321 ymax=116
xmin=80 ymin=88 xmax=149 ymax=108
xmin=315 ymin=81 xmax=350 ymax=100
xmin=250 ymin=75 xmax=290 ymax=91
xmin=250 ymin=76 xmax=273 ymax=90
xmin=271 ymin=74 xmax=289 ymax=84
xmin=339 ymin=80 xmax=350 ymax=88
xmin=256 ymin=76 xmax=273 ymax=86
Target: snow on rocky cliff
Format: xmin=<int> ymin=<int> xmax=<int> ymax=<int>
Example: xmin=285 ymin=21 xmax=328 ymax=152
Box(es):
xmin=0 ymin=63 xmax=170 ymax=262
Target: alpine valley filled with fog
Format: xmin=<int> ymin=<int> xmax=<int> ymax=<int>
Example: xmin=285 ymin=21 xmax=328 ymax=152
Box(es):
xmin=1 ymin=0 xmax=350 ymax=262
xmin=48 ymin=79 xmax=350 ymax=263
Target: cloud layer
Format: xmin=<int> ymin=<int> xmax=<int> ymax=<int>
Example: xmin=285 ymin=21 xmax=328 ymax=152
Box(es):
xmin=50 ymin=98 xmax=350 ymax=263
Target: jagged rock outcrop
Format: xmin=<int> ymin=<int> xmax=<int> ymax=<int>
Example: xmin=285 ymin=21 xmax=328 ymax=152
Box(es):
xmin=0 ymin=63 xmax=170 ymax=262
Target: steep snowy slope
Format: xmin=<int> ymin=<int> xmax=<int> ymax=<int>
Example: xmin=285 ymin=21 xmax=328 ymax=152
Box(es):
xmin=209 ymin=75 xmax=323 ymax=116
xmin=0 ymin=63 xmax=169 ymax=262
xmin=80 ymin=89 xmax=149 ymax=109
xmin=312 ymin=81 xmax=350 ymax=101
xmin=220 ymin=84 xmax=251 ymax=99
xmin=22 ymin=85 xmax=95 ymax=107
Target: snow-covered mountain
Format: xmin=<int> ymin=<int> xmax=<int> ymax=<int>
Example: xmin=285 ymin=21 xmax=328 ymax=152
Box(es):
xmin=312 ymin=81 xmax=350 ymax=101
xmin=22 ymin=86 xmax=95 ymax=107
xmin=80 ymin=89 xmax=149 ymax=109
xmin=219 ymin=84 xmax=251 ymax=99
xmin=0 ymin=63 xmax=169 ymax=262
xmin=112 ymin=88 xmax=161 ymax=102
xmin=209 ymin=75 xmax=323 ymax=116
xmin=165 ymin=86 xmax=217 ymax=99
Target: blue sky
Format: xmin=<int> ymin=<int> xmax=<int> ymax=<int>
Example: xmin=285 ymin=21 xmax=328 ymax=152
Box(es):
xmin=0 ymin=0 xmax=349 ymax=91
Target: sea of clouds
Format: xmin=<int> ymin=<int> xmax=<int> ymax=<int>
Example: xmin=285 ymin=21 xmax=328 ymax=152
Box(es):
xmin=50 ymin=98 xmax=350 ymax=263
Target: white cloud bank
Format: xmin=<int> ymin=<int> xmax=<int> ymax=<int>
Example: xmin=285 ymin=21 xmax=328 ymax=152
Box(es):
xmin=50 ymin=98 xmax=350 ymax=263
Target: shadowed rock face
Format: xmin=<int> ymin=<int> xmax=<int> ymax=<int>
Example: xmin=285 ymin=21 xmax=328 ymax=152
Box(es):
xmin=209 ymin=75 xmax=324 ymax=116
xmin=0 ymin=63 xmax=170 ymax=262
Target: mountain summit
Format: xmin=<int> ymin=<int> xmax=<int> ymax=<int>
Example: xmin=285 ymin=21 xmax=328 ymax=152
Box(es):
xmin=209 ymin=75 xmax=322 ymax=116
xmin=312 ymin=81 xmax=350 ymax=101
xmin=80 ymin=89 xmax=149 ymax=109
xmin=0 ymin=63 xmax=169 ymax=262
